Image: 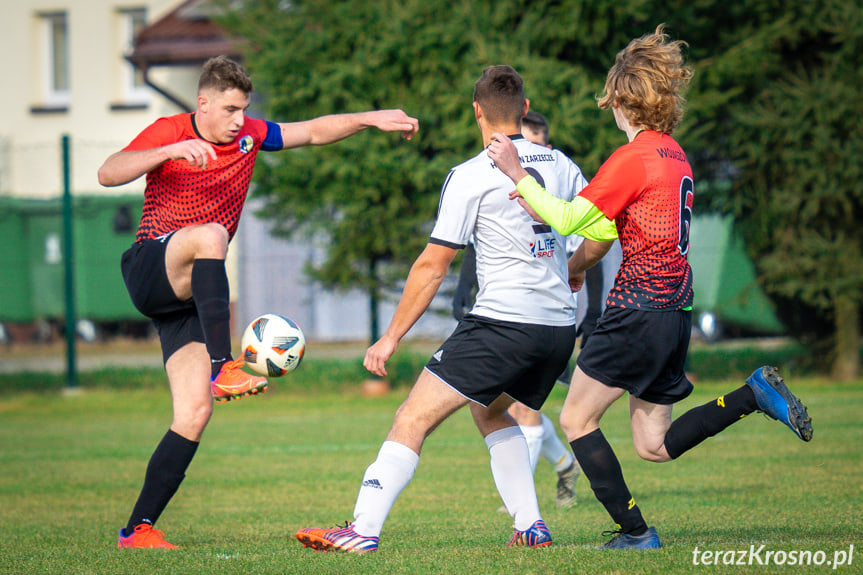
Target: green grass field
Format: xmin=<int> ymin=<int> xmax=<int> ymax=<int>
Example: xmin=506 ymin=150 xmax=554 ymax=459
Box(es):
xmin=0 ymin=350 xmax=860 ymax=574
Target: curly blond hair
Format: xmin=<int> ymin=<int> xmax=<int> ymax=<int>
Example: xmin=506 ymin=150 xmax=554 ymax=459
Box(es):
xmin=597 ymin=25 xmax=693 ymax=134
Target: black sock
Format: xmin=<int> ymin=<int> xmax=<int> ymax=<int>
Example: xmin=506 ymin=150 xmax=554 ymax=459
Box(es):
xmin=664 ymin=385 xmax=758 ymax=459
xmin=191 ymin=258 xmax=232 ymax=379
xmin=125 ymin=430 xmax=199 ymax=535
xmin=570 ymin=429 xmax=648 ymax=536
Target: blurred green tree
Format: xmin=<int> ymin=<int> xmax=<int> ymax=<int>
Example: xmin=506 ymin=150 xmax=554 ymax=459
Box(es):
xmin=218 ymin=0 xmax=861 ymax=376
xmin=217 ymin=0 xmax=623 ymax=339
xmin=680 ymin=0 xmax=863 ymax=379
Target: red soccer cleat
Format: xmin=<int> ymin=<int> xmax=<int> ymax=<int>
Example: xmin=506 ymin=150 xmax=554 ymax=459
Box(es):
xmin=117 ymin=524 xmax=178 ymax=550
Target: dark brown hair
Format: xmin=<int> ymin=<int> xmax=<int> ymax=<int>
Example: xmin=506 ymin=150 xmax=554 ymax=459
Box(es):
xmin=473 ymin=65 xmax=525 ymax=125
xmin=522 ymin=111 xmax=549 ymax=146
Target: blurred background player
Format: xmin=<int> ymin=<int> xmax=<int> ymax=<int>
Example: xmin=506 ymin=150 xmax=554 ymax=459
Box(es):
xmin=296 ymin=65 xmax=593 ymax=553
xmin=488 ymin=25 xmax=812 ymax=550
xmin=453 ymin=110 xmax=582 ymax=509
xmin=99 ymin=55 xmax=418 ymax=549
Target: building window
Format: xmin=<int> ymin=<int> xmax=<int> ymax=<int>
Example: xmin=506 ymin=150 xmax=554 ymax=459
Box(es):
xmin=115 ymin=7 xmax=149 ymax=107
xmin=39 ymin=11 xmax=70 ymax=108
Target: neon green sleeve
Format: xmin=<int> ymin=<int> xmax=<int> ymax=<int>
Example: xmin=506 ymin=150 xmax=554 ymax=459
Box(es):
xmin=516 ymin=176 xmax=618 ymax=241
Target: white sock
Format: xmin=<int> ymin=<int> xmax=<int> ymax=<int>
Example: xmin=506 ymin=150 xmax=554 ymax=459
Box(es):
xmin=520 ymin=424 xmax=544 ymax=473
xmin=485 ymin=426 xmax=542 ymax=531
xmin=352 ymin=440 xmax=419 ymax=538
xmin=539 ymin=413 xmax=574 ymax=472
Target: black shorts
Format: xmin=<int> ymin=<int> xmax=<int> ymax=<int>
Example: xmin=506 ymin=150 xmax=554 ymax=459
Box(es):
xmin=426 ymin=314 xmax=576 ymax=410
xmin=121 ymin=234 xmax=203 ymax=364
xmin=577 ymin=306 xmax=693 ymax=405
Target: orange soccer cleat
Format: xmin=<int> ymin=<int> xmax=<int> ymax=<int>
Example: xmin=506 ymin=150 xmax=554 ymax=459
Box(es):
xmin=117 ymin=524 xmax=178 ymax=550
xmin=211 ymin=359 xmax=268 ymax=404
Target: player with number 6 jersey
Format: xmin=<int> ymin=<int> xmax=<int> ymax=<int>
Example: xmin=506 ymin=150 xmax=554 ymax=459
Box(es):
xmin=577 ymin=129 xmax=693 ymax=311
xmin=488 ymin=25 xmax=812 ymax=551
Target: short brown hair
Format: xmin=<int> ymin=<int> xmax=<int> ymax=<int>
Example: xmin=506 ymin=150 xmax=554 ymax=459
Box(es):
xmin=198 ymin=55 xmax=253 ymax=95
xmin=522 ymin=111 xmax=550 ymax=146
xmin=597 ymin=25 xmax=693 ymax=134
xmin=473 ymin=65 xmax=525 ymax=125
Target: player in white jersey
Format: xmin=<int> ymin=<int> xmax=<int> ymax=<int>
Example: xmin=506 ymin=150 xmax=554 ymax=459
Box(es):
xmin=435 ymin=140 xmax=582 ymax=327
xmin=504 ymin=111 xmax=584 ymax=509
xmin=451 ymin=111 xmax=586 ymax=510
xmin=296 ymin=66 xmax=603 ymax=553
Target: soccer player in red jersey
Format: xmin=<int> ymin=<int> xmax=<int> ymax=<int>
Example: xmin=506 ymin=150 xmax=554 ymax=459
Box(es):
xmin=99 ymin=55 xmax=418 ymax=549
xmin=488 ymin=26 xmax=812 ymax=549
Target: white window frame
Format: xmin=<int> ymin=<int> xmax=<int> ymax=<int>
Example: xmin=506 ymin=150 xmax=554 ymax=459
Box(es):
xmin=39 ymin=11 xmax=70 ymax=108
xmin=117 ymin=7 xmax=150 ymax=104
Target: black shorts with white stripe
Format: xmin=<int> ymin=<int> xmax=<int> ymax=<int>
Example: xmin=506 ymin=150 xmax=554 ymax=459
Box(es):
xmin=426 ymin=314 xmax=576 ymax=410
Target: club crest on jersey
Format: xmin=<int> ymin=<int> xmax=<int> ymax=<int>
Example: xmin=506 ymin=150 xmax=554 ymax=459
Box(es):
xmin=530 ymin=237 xmax=556 ymax=258
xmin=239 ymin=135 xmax=254 ymax=154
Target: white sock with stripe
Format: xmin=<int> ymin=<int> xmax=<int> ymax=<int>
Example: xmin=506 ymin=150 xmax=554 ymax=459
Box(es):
xmin=539 ymin=413 xmax=574 ymax=472
xmin=520 ymin=423 xmax=544 ymax=473
xmin=486 ymin=426 xmax=542 ymax=531
xmin=352 ymin=440 xmax=419 ymax=538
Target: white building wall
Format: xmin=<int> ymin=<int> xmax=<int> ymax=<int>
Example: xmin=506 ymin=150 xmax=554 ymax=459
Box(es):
xmin=0 ymin=0 xmax=456 ymax=344
xmin=1 ymin=0 xmax=183 ymax=199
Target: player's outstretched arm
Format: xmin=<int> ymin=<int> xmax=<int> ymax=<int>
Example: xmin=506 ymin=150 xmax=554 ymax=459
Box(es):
xmin=98 ymin=140 xmax=217 ymax=187
xmin=363 ymin=243 xmax=457 ymax=377
xmin=279 ymin=109 xmax=419 ymax=150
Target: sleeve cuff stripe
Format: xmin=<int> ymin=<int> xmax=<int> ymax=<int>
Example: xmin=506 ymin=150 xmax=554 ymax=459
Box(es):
xmin=429 ymin=237 xmax=466 ymax=249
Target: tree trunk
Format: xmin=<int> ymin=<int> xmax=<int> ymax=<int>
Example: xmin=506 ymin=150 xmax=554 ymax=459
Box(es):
xmin=832 ymin=294 xmax=860 ymax=381
xmin=369 ymin=257 xmax=380 ymax=345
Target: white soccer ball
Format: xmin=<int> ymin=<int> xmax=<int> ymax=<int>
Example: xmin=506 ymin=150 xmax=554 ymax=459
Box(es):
xmin=241 ymin=314 xmax=306 ymax=377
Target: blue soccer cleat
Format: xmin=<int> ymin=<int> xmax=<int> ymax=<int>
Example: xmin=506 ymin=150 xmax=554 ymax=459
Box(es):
xmin=295 ymin=522 xmax=379 ymax=554
xmin=745 ymin=366 xmax=813 ymax=441
xmin=600 ymin=526 xmax=661 ymax=550
xmin=507 ymin=519 xmax=552 ymax=548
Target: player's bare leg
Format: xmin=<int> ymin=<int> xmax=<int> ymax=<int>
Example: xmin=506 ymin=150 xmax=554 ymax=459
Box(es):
xmin=629 ymin=399 xmax=674 ymax=462
xmin=559 ymin=367 xmax=625 ymax=441
xmin=508 ymin=401 xmax=541 ymax=426
xmin=166 ymin=341 xmax=214 ymax=441
xmin=562 ymin=367 xmax=659 ymax=549
xmin=298 ymin=370 xmax=467 ymax=553
xmin=383 ymin=368 xmax=469 ymax=451
xmin=164 ymin=223 xmax=229 ymax=300
xmin=119 ymin=342 xmax=210 ymax=549
xmin=164 ymin=224 xmax=267 ymax=402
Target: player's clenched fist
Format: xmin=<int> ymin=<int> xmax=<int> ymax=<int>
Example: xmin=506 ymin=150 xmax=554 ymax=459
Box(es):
xmin=364 ymin=336 xmax=399 ymax=378
xmin=369 ymin=109 xmax=420 ymax=140
xmin=165 ymin=139 xmax=217 ymax=169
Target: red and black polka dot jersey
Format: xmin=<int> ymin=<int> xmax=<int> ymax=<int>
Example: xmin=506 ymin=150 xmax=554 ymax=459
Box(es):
xmin=124 ymin=113 xmax=281 ymax=243
xmin=579 ymin=130 xmax=694 ymax=311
